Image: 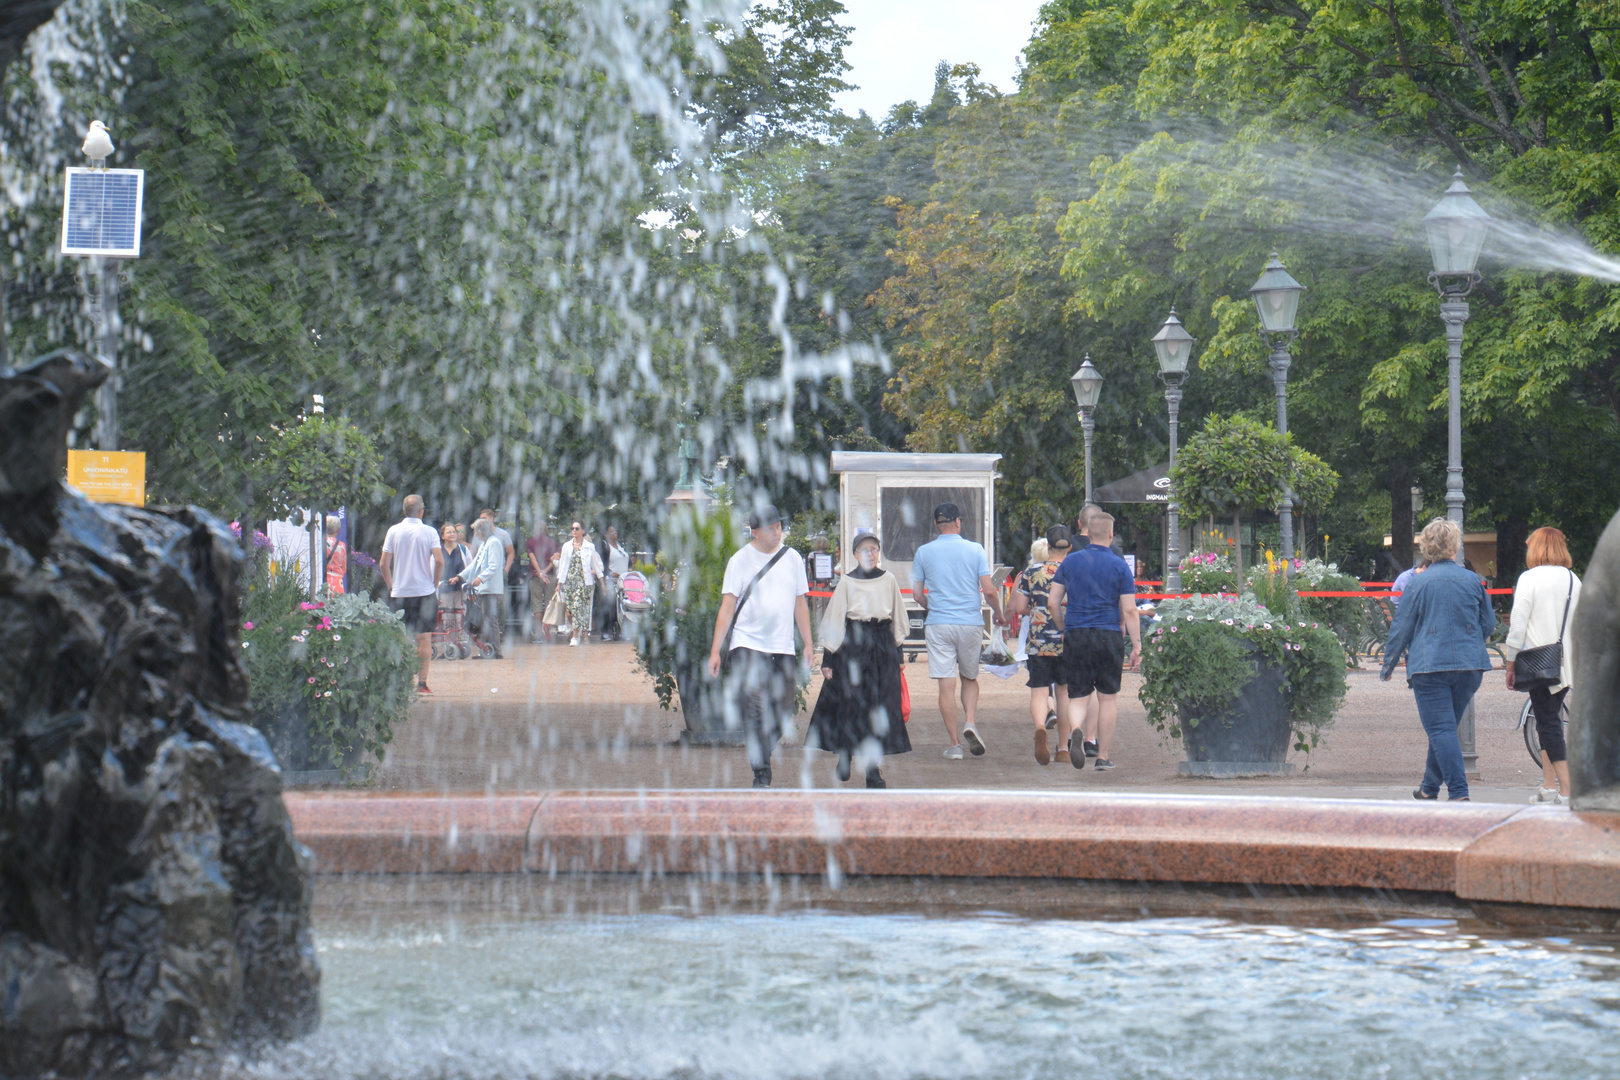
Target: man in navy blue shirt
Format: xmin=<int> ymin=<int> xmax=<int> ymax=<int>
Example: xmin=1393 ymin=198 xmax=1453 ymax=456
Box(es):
xmin=1047 ymin=511 xmax=1140 ymax=771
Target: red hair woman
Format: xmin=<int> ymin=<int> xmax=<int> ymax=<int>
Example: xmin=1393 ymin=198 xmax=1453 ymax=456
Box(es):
xmin=1504 ymin=527 xmax=1582 ymax=804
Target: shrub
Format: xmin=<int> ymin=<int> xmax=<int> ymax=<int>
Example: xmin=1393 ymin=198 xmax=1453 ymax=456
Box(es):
xmin=241 ymin=592 xmax=419 ymax=768
xmin=633 ymin=506 xmax=739 ymax=711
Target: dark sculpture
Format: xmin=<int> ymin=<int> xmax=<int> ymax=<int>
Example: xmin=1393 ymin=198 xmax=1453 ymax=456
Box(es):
xmin=0 ymin=351 xmax=319 ymax=1075
xmin=1572 ymin=507 xmax=1620 ymax=811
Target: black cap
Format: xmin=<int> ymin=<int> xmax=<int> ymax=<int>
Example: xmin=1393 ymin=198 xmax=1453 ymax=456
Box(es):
xmin=1046 ymin=524 xmax=1072 ymax=549
xmin=933 ymin=502 xmax=961 ymax=524
xmin=747 ymin=505 xmax=786 ymax=529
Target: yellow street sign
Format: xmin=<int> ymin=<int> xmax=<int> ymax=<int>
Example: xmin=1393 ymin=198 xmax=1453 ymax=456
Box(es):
xmin=67 ymin=449 xmax=146 ymax=505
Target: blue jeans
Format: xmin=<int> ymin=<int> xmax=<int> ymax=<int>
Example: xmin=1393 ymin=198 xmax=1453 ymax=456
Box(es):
xmin=1410 ymin=670 xmax=1482 ymax=799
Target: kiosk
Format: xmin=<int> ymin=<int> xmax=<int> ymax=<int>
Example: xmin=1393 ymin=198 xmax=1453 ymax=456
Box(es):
xmin=830 ymin=452 xmax=1003 ymax=661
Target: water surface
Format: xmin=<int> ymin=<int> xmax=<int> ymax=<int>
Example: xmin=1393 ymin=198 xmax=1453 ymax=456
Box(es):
xmin=238 ymin=901 xmax=1620 ymax=1080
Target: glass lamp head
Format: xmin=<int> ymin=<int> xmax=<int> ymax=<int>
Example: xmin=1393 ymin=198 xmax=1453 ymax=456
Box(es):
xmin=1422 ymin=169 xmax=1491 ymax=276
xmin=1070 ymin=355 xmax=1103 ymax=409
xmin=1248 ymin=252 xmax=1304 ymax=333
xmin=1151 ymin=309 xmax=1195 ymax=375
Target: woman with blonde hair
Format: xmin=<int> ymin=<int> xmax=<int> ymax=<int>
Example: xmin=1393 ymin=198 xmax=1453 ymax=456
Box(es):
xmin=1380 ymin=518 xmax=1497 ymax=801
xmin=1504 ymin=527 xmax=1581 ymax=803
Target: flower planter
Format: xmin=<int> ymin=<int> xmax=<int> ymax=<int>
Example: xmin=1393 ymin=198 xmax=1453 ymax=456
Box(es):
xmin=256 ymin=699 xmax=366 ymax=780
xmin=1177 ymin=652 xmax=1295 ymax=776
xmin=676 ymin=664 xmax=746 ymax=746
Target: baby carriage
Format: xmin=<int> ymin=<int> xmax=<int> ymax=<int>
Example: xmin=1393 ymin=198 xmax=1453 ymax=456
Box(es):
xmin=617 ymin=570 xmax=653 ymax=635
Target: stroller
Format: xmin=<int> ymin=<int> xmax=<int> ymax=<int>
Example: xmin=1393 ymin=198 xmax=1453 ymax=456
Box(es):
xmin=617 ymin=570 xmax=653 ymax=636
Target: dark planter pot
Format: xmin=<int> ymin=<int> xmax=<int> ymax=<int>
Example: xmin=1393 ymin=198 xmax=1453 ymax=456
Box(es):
xmin=1179 ymin=649 xmax=1292 ymax=768
xmin=676 ymin=663 xmax=745 ymax=746
xmin=256 ymin=699 xmax=365 ymax=775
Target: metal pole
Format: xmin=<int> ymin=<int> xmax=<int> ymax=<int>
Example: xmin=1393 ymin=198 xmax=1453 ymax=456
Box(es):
xmin=1080 ymin=406 xmax=1095 ymax=504
xmin=89 ymin=256 xmax=120 ymax=450
xmin=1438 ymin=294 xmax=1476 ymax=774
xmin=1164 ymin=377 xmax=1184 ymax=593
xmin=1268 ymin=341 xmax=1295 ymax=566
xmin=1441 ymin=299 xmax=1468 ymax=527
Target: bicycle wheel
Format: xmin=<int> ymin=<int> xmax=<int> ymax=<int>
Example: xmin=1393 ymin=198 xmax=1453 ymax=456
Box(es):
xmin=1521 ymin=697 xmax=1542 ymax=768
xmin=1522 ymin=694 xmax=1572 ymax=768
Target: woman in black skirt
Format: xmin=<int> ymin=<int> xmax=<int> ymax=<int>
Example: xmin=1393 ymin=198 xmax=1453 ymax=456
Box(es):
xmin=808 ymin=530 xmax=911 ymax=787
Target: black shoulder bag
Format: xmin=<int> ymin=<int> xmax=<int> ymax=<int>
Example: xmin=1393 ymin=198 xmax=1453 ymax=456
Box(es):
xmin=1512 ymin=570 xmax=1574 ymax=689
xmin=719 ymin=546 xmax=790 ymax=662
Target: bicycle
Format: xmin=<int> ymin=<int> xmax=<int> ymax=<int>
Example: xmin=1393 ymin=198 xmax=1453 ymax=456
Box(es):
xmin=1516 ymin=693 xmax=1569 ymax=768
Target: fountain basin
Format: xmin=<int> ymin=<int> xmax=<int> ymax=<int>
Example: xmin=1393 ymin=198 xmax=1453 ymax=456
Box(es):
xmin=284 ymin=790 xmax=1620 ymax=917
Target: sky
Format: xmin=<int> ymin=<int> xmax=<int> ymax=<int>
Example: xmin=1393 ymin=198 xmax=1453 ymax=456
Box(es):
xmin=830 ymin=0 xmax=1049 ymax=121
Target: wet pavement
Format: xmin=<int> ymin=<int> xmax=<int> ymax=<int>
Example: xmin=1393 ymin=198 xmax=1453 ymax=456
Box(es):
xmin=363 ymin=640 xmax=1549 ymax=803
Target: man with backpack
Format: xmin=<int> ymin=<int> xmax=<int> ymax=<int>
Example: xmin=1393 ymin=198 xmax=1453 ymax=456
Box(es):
xmin=707 ymin=505 xmax=812 ymax=788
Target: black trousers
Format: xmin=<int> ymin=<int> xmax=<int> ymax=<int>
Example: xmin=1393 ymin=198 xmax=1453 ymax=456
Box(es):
xmin=1528 ymin=683 xmax=1569 ymax=763
xmin=723 ymin=648 xmax=797 ymax=771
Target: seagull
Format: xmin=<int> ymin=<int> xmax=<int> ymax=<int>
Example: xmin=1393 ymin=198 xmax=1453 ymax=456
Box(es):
xmin=81 ymin=121 xmax=114 ymax=165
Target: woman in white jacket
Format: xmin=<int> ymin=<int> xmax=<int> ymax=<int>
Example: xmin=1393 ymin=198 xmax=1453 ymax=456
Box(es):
xmin=1503 ymin=527 xmax=1581 ymax=804
xmin=556 ymin=520 xmax=605 ymax=646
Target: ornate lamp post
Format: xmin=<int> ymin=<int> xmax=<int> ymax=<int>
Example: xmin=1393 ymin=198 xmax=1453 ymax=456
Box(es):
xmin=1248 ymin=252 xmax=1305 ymax=565
xmin=1423 ymin=168 xmax=1492 ymax=776
xmin=1069 ymin=354 xmax=1104 ymax=503
xmin=1151 ymin=310 xmax=1195 ymax=592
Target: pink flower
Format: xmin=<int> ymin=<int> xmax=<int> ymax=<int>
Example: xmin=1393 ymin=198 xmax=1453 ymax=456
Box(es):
xmin=317 ymin=617 xmax=333 ymax=630
xmin=242 ymin=621 xmax=254 ymax=630
xmin=299 ymin=601 xmax=325 ymax=611
xmin=307 ymin=676 xmax=317 ymax=684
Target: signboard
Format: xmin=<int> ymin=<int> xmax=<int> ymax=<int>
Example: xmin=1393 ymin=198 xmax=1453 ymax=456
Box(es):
xmin=60 ymin=167 xmax=145 ymax=258
xmin=66 ymin=449 xmax=145 ymax=504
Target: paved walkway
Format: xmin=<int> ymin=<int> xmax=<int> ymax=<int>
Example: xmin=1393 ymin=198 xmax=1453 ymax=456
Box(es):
xmin=355 ymin=641 xmax=1551 ymax=804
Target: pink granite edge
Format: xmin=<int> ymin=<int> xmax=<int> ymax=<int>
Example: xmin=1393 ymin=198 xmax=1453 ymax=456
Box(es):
xmin=1454 ymin=805 xmax=1620 ymax=909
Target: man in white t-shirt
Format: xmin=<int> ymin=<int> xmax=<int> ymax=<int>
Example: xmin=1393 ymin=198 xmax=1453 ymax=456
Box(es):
xmin=380 ymin=494 xmax=445 ymax=694
xmin=707 ymin=505 xmax=812 ymax=788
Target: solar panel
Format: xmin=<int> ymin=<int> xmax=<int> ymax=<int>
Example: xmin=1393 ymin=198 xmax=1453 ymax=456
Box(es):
xmin=60 ymin=167 xmax=144 ymax=258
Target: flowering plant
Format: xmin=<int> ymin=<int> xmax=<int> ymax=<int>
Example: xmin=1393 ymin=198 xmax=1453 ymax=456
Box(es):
xmin=1139 ymin=591 xmax=1347 ymax=751
xmin=1178 ymin=551 xmax=1239 ymax=595
xmin=1244 ymin=555 xmax=1367 ymax=662
xmin=240 ymin=592 xmax=418 ymax=770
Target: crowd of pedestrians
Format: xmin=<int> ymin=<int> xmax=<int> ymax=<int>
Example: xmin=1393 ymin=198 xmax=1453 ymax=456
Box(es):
xmin=366 ymin=492 xmax=1591 ymax=804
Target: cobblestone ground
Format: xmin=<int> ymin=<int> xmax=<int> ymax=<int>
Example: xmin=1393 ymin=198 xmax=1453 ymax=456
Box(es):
xmin=365 ymin=641 xmax=1549 ymax=803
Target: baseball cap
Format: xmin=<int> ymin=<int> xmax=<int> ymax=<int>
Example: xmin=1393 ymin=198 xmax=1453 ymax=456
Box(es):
xmin=933 ymin=502 xmax=961 ymax=523
xmin=747 ymin=505 xmax=786 ymax=529
xmin=852 ymin=528 xmax=880 ymax=550
xmin=1046 ymin=524 xmax=1072 ymax=549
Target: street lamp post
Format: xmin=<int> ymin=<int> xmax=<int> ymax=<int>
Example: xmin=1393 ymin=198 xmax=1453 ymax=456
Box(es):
xmin=1151 ymin=310 xmax=1196 ymax=593
xmin=1423 ymin=167 xmax=1492 ymax=776
xmin=1248 ymin=252 xmax=1305 ymax=566
xmin=1069 ymin=354 xmax=1104 ymax=503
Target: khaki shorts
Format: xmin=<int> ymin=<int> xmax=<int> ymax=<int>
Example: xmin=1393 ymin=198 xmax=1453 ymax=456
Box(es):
xmin=926 ymin=622 xmax=981 ymax=680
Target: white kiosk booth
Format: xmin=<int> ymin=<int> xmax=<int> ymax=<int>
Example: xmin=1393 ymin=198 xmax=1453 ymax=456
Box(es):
xmin=830 ymin=452 xmax=1003 ymax=661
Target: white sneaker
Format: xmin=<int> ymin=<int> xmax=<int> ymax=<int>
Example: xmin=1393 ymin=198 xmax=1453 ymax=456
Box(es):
xmin=569 ymin=637 xmax=579 ymax=647
xmin=960 ymin=724 xmax=986 ymax=757
xmin=1553 ymin=792 xmax=1569 ymax=805
xmin=1533 ymin=787 xmax=1558 ymax=803
xmin=943 ymin=744 xmax=965 ymax=760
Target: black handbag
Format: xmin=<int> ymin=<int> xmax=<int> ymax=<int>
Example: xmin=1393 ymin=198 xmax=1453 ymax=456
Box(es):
xmin=1512 ymin=571 xmax=1574 ymax=689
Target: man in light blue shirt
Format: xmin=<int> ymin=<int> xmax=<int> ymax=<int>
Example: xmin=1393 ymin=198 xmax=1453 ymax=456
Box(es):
xmin=911 ymin=502 xmax=1007 ymax=760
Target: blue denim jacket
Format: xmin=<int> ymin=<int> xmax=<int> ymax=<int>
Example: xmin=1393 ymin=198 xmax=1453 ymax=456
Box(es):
xmin=1380 ymin=559 xmax=1496 ymax=681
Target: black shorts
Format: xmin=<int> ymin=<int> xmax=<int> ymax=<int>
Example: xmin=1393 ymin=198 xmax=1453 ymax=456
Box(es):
xmin=396 ymin=593 xmax=438 ymax=635
xmin=1026 ymin=653 xmax=1063 ymax=689
xmin=1061 ymin=627 xmax=1124 ymax=697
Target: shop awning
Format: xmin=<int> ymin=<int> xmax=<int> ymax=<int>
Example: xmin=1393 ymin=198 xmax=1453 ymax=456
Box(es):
xmin=1093 ymin=463 xmax=1170 ymax=504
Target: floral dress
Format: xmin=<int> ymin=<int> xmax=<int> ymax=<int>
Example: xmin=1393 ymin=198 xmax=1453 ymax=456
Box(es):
xmin=562 ymin=542 xmax=593 ymax=633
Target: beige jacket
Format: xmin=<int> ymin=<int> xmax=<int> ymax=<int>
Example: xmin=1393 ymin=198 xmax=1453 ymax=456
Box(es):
xmin=817 ymin=571 xmax=910 ymax=653
xmin=1503 ymin=564 xmax=1581 ymax=691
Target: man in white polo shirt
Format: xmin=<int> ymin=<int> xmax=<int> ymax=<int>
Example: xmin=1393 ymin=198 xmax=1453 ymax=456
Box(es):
xmin=380 ymin=494 xmax=444 ymax=694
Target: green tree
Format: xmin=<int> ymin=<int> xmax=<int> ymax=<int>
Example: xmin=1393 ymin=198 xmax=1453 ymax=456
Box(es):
xmin=1170 ymin=415 xmax=1338 ymax=577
